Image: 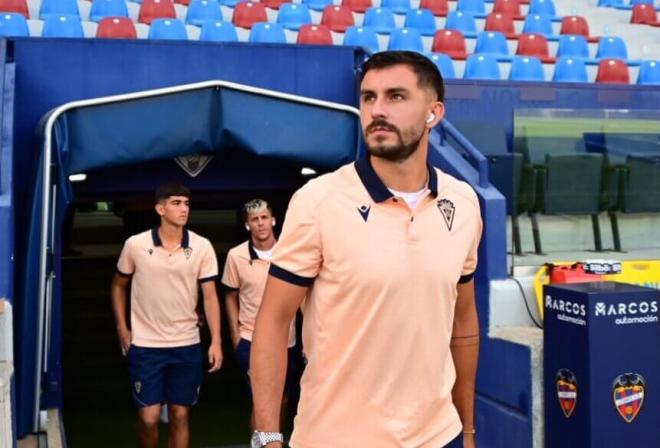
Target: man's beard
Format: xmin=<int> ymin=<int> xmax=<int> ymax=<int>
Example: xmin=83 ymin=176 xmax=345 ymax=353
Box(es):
xmin=364 ymin=119 xmax=425 ymax=163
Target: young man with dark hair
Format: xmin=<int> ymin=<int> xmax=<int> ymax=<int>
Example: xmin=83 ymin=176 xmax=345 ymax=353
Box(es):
xmin=250 ymin=51 xmax=482 ymax=448
xmin=111 ymin=183 xmax=222 ymax=448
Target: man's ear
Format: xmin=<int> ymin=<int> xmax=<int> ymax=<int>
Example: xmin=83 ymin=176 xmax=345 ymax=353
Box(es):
xmin=155 ymin=202 xmax=164 ymax=216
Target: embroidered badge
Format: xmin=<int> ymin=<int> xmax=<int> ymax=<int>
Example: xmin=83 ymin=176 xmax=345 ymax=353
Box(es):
xmin=612 ymin=372 xmax=645 ymax=423
xmin=358 ymin=205 xmax=371 ymax=223
xmin=134 ymin=381 xmax=142 ymax=394
xmin=184 ymin=247 xmax=193 ymax=260
xmin=556 ymin=369 xmax=578 ymax=418
xmin=437 ymin=199 xmax=455 ymax=231
xmin=174 ymin=153 xmax=214 ymax=178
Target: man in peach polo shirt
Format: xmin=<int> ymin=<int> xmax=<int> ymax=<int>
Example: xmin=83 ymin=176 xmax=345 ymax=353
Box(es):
xmin=250 ymin=51 xmax=482 ymax=448
xmin=111 ymin=183 xmax=222 ymax=448
xmin=222 ymin=199 xmax=298 ymax=429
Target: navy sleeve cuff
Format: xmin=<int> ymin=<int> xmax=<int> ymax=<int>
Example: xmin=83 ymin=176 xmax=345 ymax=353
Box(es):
xmin=221 ymin=282 xmax=239 ymax=291
xmin=116 ymin=269 xmax=133 ymax=277
xmin=269 ymin=264 xmax=314 ymax=287
xmin=199 ymin=275 xmax=219 ymax=284
xmin=458 ymin=271 xmax=475 ymax=284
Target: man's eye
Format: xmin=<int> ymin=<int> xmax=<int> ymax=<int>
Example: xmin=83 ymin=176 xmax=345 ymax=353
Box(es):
xmin=391 ymin=93 xmax=404 ymax=100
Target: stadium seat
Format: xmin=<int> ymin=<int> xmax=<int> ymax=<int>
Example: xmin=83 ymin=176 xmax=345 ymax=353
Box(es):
xmin=262 ymin=0 xmax=289 ymax=9
xmin=631 ymin=4 xmax=659 ymax=26
xmin=199 ymin=19 xmax=238 ymax=40
xmin=420 ymin=0 xmax=448 ymax=17
xmin=595 ymin=58 xmax=630 ymax=83
xmin=185 ymin=0 xmax=222 ymax=27
xmin=343 ymin=25 xmax=380 ymax=53
xmin=597 ymin=0 xmax=625 ymax=6
xmin=42 ymin=14 xmax=84 ymax=37
xmin=138 ymin=0 xmax=176 ymax=25
xmin=39 ymin=0 xmax=79 ymax=19
xmin=342 ymin=0 xmax=372 ymax=13
xmin=457 ymin=0 xmax=487 ymax=18
xmin=522 ymin=14 xmax=554 ymax=38
xmin=559 ymin=16 xmax=598 ymax=42
xmin=596 ymin=36 xmax=628 ymax=60
xmin=475 ymin=31 xmax=510 ymax=60
xmin=96 ymin=16 xmax=137 ymax=38
xmin=484 ymin=13 xmax=517 ymax=38
xmin=517 ymin=33 xmax=555 ymax=63
xmin=321 ymin=5 xmax=354 ymax=33
xmin=249 ymin=21 xmax=286 ymax=42
xmin=363 ymin=7 xmax=395 ymax=34
xmin=404 ymin=8 xmax=437 ymax=36
xmin=277 ymin=3 xmax=311 ymax=31
xmin=148 ymin=17 xmax=188 ymax=39
xmin=0 ymin=0 xmax=28 ymax=18
xmin=528 ymin=0 xmax=557 ymax=18
xmin=387 ymin=27 xmax=424 ymax=52
xmin=233 ymin=2 xmax=267 ymax=29
xmin=637 ymin=60 xmax=660 ymax=85
xmin=557 ymin=34 xmax=590 ymax=59
xmin=0 ymin=12 xmax=28 ymax=36
xmin=219 ymin=0 xmax=239 ymax=6
xmin=493 ymin=0 xmax=523 ymax=20
xmin=89 ymin=0 xmax=129 ymax=22
xmin=464 ymin=53 xmax=501 ymax=79
xmin=432 ymin=29 xmax=468 ymax=59
xmin=425 ymin=52 xmax=456 ymax=78
xmin=303 ymin=0 xmax=333 ymax=12
xmin=444 ymin=10 xmax=477 ymax=38
xmin=552 ymin=57 xmax=588 ymax=82
xmin=629 ymin=0 xmax=654 ymax=6
xmin=380 ymin=0 xmax=411 ymax=14
xmin=297 ymin=23 xmax=332 ymax=44
xmin=509 ymin=55 xmax=545 ymax=80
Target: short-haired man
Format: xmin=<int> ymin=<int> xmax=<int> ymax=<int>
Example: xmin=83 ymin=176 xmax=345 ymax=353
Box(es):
xmin=250 ymin=51 xmax=482 ymax=448
xmin=111 ymin=183 xmax=223 ymax=448
xmin=222 ymin=199 xmax=297 ymax=430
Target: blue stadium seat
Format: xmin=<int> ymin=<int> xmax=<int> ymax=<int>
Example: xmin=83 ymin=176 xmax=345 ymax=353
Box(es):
xmin=597 ymin=0 xmax=625 ymax=5
xmin=444 ymin=10 xmax=477 ymax=38
xmin=529 ymin=0 xmax=558 ymax=19
xmin=90 ymin=0 xmax=129 ymax=22
xmin=475 ymin=31 xmax=510 ymax=60
xmin=220 ymin=0 xmax=239 ymax=6
xmin=277 ymin=3 xmax=312 ymax=31
xmin=522 ymin=14 xmax=554 ymax=38
xmin=637 ymin=60 xmax=660 ymax=85
xmin=630 ymin=0 xmax=654 ymax=5
xmin=556 ymin=34 xmax=589 ymax=59
xmin=387 ymin=27 xmax=424 ymax=52
xmin=509 ymin=56 xmax=545 ymax=81
xmin=596 ymin=36 xmax=628 ymax=60
xmin=381 ymin=0 xmax=411 ymax=14
xmin=404 ymin=9 xmax=436 ymax=36
xmin=343 ymin=26 xmax=380 ymax=53
xmin=552 ymin=57 xmax=588 ymax=82
xmin=42 ymin=14 xmax=83 ymax=37
xmin=0 ymin=12 xmax=29 ymax=36
xmin=303 ymin=0 xmax=333 ymax=12
xmin=199 ymin=20 xmax=238 ymax=41
xmin=149 ymin=18 xmax=188 ymax=40
xmin=249 ymin=22 xmax=286 ymax=43
xmin=464 ymin=53 xmax=501 ymax=79
xmin=39 ymin=0 xmax=79 ymax=19
xmin=364 ymin=7 xmax=396 ymax=34
xmin=457 ymin=0 xmax=487 ymax=19
xmin=186 ymin=0 xmax=222 ymax=27
xmin=425 ymin=52 xmax=456 ymax=78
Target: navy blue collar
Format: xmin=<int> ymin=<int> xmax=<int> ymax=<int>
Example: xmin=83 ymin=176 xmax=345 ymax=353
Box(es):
xmin=151 ymin=226 xmax=190 ymax=249
xmin=248 ymin=240 xmax=259 ymax=261
xmin=354 ymin=157 xmax=439 ymax=203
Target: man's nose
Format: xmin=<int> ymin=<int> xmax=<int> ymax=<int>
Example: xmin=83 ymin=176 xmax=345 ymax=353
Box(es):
xmin=370 ymin=97 xmax=388 ymax=119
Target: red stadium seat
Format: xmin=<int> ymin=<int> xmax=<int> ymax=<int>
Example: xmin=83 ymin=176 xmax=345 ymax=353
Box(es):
xmin=516 ymin=32 xmax=555 ymax=63
xmin=492 ymin=0 xmax=523 ymax=20
xmin=342 ymin=0 xmax=372 ymax=13
xmin=560 ymin=15 xmax=599 ymax=43
xmin=0 ymin=0 xmax=28 ymax=18
xmin=175 ymin=0 xmax=190 ymax=6
xmin=297 ymin=23 xmax=332 ymax=44
xmin=432 ymin=29 xmax=468 ymax=59
xmin=96 ymin=16 xmax=137 ymax=38
xmin=321 ymin=5 xmax=354 ymax=32
xmin=232 ymin=1 xmax=267 ymax=29
xmin=419 ymin=0 xmax=448 ymax=17
xmin=262 ymin=0 xmax=290 ymax=9
xmin=138 ymin=0 xmax=176 ymax=25
xmin=485 ymin=12 xmax=517 ymax=38
xmin=596 ymin=58 xmax=630 ymax=84
xmin=631 ymin=4 xmax=659 ymax=26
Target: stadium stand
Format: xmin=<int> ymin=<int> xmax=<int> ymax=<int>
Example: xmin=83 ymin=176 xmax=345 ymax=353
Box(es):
xmin=420 ymin=0 xmax=448 ymax=17
xmin=138 ymin=0 xmax=176 ymax=25
xmin=444 ymin=10 xmax=478 ymax=38
xmin=42 ymin=13 xmax=83 ymax=37
xmin=363 ymin=7 xmax=396 ymax=34
xmin=199 ymin=19 xmax=237 ymax=40
xmin=321 ymin=5 xmax=353 ymax=33
xmin=185 ymin=0 xmax=222 ymax=26
xmin=426 ymin=51 xmax=456 ymax=78
xmin=630 ymin=3 xmax=659 ymax=25
xmin=556 ymin=34 xmax=590 ymax=60
xmin=387 ymin=26 xmax=424 ymax=51
xmin=637 ymin=60 xmax=660 ymax=85
xmin=277 ymin=2 xmax=311 ymax=30
xmin=596 ymin=36 xmax=628 ymax=60
xmin=432 ymin=29 xmax=468 ymax=59
xmin=552 ymin=56 xmax=589 ymax=82
xmin=522 ymin=14 xmax=556 ymax=39
xmin=39 ymin=0 xmax=79 ymax=19
xmin=559 ymin=15 xmax=599 ymax=42
xmin=95 ymin=15 xmax=136 ymax=38
xmin=248 ymin=21 xmax=285 ymax=42
xmin=595 ymin=58 xmax=630 ymax=83
xmin=148 ymin=16 xmax=187 ymax=39
xmin=303 ymin=0 xmax=333 ymax=13
xmin=509 ymin=55 xmax=545 ymax=80
xmin=343 ymin=0 xmax=372 ymax=13
xmin=343 ymin=25 xmax=379 ymax=52
xmin=297 ymin=23 xmax=332 ymax=44
xmin=464 ymin=53 xmax=501 ymax=79
xmin=475 ymin=30 xmax=511 ymax=61
xmin=380 ymin=0 xmax=411 ymax=15
xmin=90 ymin=0 xmax=129 ymax=22
xmin=484 ymin=12 xmax=517 ymax=38
xmin=404 ymin=8 xmax=436 ymax=36
xmin=0 ymin=11 xmax=29 ymax=35
xmin=517 ymin=32 xmax=555 ymax=63
xmin=457 ymin=0 xmax=488 ymax=19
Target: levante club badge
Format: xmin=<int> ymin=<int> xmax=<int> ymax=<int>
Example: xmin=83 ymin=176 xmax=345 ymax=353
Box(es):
xmin=556 ymin=368 xmax=578 ymax=418
xmin=612 ymin=372 xmax=646 ymax=423
xmin=175 ymin=153 xmax=214 ymax=178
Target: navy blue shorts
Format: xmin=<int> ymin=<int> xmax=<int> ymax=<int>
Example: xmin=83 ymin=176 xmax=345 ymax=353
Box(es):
xmin=127 ymin=343 xmax=203 ymax=408
xmin=235 ymin=338 xmax=298 ymax=398
xmin=444 ymin=433 xmax=463 ymax=447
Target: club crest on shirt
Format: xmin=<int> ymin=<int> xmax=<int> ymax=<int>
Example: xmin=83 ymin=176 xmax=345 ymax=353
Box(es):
xmin=175 ymin=153 xmax=213 ymax=178
xmin=184 ymin=247 xmax=193 ymax=260
xmin=134 ymin=381 xmax=142 ymax=394
xmin=556 ymin=368 xmax=578 ymax=418
xmin=612 ymin=372 xmax=645 ymax=423
xmin=357 ymin=205 xmax=371 ymax=222
xmin=437 ymin=199 xmax=455 ymax=231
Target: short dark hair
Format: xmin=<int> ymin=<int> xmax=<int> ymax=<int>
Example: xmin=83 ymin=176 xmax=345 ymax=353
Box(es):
xmin=155 ymin=183 xmax=191 ymax=203
xmin=359 ymin=51 xmax=444 ymax=102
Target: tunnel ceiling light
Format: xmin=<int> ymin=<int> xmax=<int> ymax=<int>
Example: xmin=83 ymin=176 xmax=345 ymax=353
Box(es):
xmin=69 ymin=173 xmax=87 ymax=183
xmin=301 ymin=167 xmax=317 ymax=176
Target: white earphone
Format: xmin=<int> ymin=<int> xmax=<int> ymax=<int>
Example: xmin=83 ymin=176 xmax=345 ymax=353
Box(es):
xmin=426 ymin=113 xmax=435 ymax=124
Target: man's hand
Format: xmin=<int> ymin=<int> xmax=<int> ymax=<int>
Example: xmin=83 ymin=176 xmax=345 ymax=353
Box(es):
xmin=117 ymin=326 xmax=131 ymax=356
xmin=208 ymin=341 xmax=223 ymax=372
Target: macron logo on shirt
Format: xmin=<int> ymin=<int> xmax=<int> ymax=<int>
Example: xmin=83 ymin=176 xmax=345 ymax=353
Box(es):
xmin=358 ymin=205 xmax=371 ymax=222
